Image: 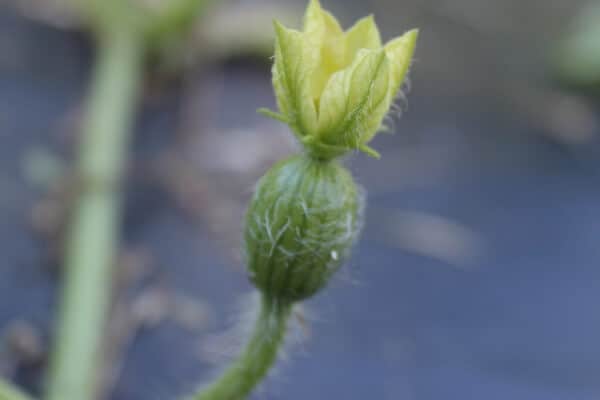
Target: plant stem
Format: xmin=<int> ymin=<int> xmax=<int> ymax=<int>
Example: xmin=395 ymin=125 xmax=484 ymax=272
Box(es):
xmin=188 ymin=294 xmax=292 ymax=400
xmin=45 ymin=29 xmax=144 ymax=400
xmin=0 ymin=380 xmax=33 ymax=400
xmin=145 ymin=0 xmax=214 ymax=48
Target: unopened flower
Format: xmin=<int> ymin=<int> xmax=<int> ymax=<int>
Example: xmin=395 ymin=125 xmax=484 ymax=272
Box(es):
xmin=261 ymin=0 xmax=418 ymax=159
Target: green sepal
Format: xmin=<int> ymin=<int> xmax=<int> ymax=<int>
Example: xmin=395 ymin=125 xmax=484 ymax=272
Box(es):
xmin=359 ymin=144 xmax=381 ymax=159
xmin=257 ymin=108 xmax=290 ymax=124
xmin=300 ymin=135 xmax=349 ymax=160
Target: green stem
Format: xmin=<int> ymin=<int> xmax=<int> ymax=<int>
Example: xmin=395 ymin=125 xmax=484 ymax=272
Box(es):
xmin=45 ymin=29 xmax=144 ymax=400
xmin=0 ymin=380 xmax=33 ymax=400
xmin=188 ymin=294 xmax=292 ymax=400
xmin=145 ymin=0 xmax=215 ymax=48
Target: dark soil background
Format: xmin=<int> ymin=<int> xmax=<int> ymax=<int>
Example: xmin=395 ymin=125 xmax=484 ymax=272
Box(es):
xmin=1 ymin=0 xmax=600 ymax=399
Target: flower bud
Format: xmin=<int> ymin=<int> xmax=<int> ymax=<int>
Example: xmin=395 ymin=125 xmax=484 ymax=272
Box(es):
xmin=244 ymin=156 xmax=362 ymax=302
xmin=260 ymin=0 xmax=418 ymax=160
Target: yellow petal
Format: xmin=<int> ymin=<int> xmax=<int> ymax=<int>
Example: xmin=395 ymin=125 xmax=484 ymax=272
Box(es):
xmin=321 ymin=9 xmax=344 ymax=36
xmin=318 ymin=9 xmax=345 ymax=72
xmin=317 ymin=49 xmax=391 ymax=148
xmin=315 ymin=65 xmax=347 ymax=136
xmin=348 ymin=49 xmax=392 ymax=144
xmin=303 ymin=0 xmax=343 ymax=36
xmin=302 ymin=0 xmax=346 ymax=100
xmin=273 ymin=21 xmax=318 ymax=137
xmin=344 ymin=15 xmax=382 ymax=65
xmin=303 ymin=0 xmax=325 ymax=33
xmin=385 ymin=29 xmax=419 ymax=94
xmin=303 ymin=0 xmax=326 ymax=58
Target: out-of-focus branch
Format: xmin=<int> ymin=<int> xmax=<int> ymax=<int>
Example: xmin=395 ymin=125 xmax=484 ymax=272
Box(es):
xmin=0 ymin=379 xmax=33 ymax=400
xmin=144 ymin=0 xmax=216 ymax=49
xmin=45 ymin=1 xmax=217 ymax=400
xmin=553 ymin=1 xmax=600 ymax=88
xmin=45 ymin=26 xmax=144 ymax=400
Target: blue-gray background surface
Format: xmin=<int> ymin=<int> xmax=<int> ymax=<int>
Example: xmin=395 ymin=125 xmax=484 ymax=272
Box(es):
xmin=1 ymin=0 xmax=599 ymax=399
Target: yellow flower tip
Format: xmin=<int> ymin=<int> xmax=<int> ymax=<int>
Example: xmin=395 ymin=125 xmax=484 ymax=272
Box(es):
xmin=303 ymin=0 xmax=325 ymax=31
xmin=385 ymin=28 xmax=419 ymax=94
xmin=272 ymin=19 xmax=289 ymax=36
xmin=396 ymin=29 xmax=419 ymax=55
xmin=322 ymin=10 xmax=344 ymax=35
xmin=306 ymin=0 xmax=323 ymax=14
xmin=264 ymin=0 xmax=419 ymax=161
xmin=345 ymin=15 xmax=382 ymax=58
xmin=409 ymin=28 xmax=420 ymax=37
xmin=272 ymin=20 xmax=290 ymax=46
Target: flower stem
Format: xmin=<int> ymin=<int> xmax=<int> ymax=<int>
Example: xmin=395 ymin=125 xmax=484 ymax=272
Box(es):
xmin=45 ymin=28 xmax=144 ymax=400
xmin=0 ymin=380 xmax=33 ymax=400
xmin=188 ymin=294 xmax=292 ymax=400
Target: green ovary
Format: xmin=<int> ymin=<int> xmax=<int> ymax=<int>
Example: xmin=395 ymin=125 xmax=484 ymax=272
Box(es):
xmin=244 ymin=155 xmax=362 ymax=302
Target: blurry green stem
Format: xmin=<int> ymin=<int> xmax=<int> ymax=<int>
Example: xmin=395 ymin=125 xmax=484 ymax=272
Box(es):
xmin=44 ymin=0 xmax=218 ymax=398
xmin=0 ymin=380 xmax=33 ymax=400
xmin=188 ymin=295 xmax=292 ymax=400
xmin=145 ymin=0 xmax=214 ymax=47
xmin=45 ymin=28 xmax=143 ymax=400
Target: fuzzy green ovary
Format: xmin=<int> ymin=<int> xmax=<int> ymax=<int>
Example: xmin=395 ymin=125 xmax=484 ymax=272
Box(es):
xmin=244 ymin=155 xmax=360 ymax=302
xmin=291 ymin=162 xmax=360 ymax=297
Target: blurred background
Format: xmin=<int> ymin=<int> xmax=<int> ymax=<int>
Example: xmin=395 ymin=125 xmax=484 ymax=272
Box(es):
xmin=1 ymin=0 xmax=600 ymax=399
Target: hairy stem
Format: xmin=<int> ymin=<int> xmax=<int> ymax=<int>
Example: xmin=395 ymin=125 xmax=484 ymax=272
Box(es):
xmin=188 ymin=294 xmax=292 ymax=400
xmin=0 ymin=380 xmax=33 ymax=400
xmin=45 ymin=29 xmax=143 ymax=400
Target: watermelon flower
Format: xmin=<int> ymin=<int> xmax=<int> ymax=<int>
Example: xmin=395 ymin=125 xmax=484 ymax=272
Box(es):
xmin=260 ymin=0 xmax=418 ymax=159
xmin=188 ymin=4 xmax=419 ymax=400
